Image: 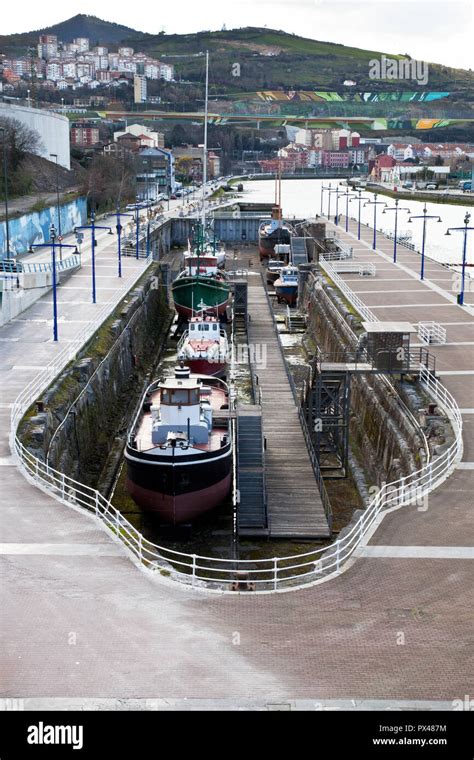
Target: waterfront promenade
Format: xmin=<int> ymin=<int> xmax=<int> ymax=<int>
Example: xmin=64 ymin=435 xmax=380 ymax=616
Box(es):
xmin=1 ymin=210 xmax=473 ymax=708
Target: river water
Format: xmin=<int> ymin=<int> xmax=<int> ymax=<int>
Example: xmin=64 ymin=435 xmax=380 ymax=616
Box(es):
xmin=239 ymin=179 xmax=473 ymax=271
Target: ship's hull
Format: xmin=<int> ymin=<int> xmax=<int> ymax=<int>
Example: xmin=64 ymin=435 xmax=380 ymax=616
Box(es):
xmin=186 ymin=357 xmax=227 ymax=377
xmin=266 ymin=269 xmax=281 ymax=284
xmin=274 ymin=285 xmax=298 ymax=305
xmin=125 ymin=443 xmax=232 ymax=524
xmin=172 ymin=276 xmax=230 ymax=318
xmin=258 ymin=229 xmax=292 ymax=260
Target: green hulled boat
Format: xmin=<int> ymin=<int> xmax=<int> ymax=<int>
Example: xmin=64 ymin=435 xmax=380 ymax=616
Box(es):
xmin=172 ymin=225 xmax=230 ymax=318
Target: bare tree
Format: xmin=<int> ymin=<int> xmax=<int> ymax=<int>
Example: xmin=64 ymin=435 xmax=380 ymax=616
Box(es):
xmin=81 ymin=152 xmax=137 ymax=212
xmin=0 ymin=116 xmax=43 ymax=174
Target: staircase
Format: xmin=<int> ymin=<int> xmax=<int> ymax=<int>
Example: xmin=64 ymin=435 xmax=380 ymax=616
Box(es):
xmin=290 ymin=237 xmax=309 ymax=266
xmin=285 ymin=308 xmax=307 ymax=333
xmin=236 ymin=406 xmax=267 ymax=534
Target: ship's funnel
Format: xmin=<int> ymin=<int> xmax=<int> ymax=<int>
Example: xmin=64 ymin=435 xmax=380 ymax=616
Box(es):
xmin=175 ymin=362 xmax=191 ymax=379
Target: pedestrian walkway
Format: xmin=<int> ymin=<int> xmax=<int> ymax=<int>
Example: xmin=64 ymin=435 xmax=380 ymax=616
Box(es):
xmin=1 ymin=209 xmax=472 ymax=704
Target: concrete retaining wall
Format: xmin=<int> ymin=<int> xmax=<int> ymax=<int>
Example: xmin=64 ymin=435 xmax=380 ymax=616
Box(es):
xmin=0 ymin=197 xmax=87 ymax=256
xmin=18 ymin=266 xmax=172 ymax=490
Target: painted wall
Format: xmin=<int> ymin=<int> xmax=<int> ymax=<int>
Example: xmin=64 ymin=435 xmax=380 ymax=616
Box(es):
xmin=0 ymin=197 xmax=87 ymax=255
xmin=0 ymin=102 xmax=70 ymax=169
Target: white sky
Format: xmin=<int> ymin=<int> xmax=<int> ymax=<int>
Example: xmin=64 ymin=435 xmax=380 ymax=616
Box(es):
xmin=2 ymin=0 xmax=473 ymax=71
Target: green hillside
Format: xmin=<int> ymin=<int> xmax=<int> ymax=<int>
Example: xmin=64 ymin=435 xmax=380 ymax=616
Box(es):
xmin=138 ymin=27 xmax=474 ymax=93
xmin=1 ymin=17 xmax=472 ymax=95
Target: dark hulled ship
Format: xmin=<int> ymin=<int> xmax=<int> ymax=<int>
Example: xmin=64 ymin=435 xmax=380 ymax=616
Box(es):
xmin=125 ymin=365 xmax=232 ymax=524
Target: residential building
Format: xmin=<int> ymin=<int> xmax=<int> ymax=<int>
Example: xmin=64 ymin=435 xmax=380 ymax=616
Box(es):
xmin=37 ymin=35 xmax=58 ymax=60
xmin=294 ymin=128 xmax=332 ymax=150
xmin=207 ymin=151 xmax=221 ymax=178
xmin=321 ymin=150 xmax=350 ymax=169
xmin=73 ymin=38 xmax=89 ymax=52
xmin=114 ymin=124 xmax=165 ymax=149
xmin=70 ymin=122 xmax=100 ymax=146
xmin=134 ymin=75 xmax=147 ymax=104
xmin=136 ymin=147 xmax=175 ymax=197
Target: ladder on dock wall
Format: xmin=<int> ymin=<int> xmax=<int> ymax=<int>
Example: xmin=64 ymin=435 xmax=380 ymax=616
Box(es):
xmin=236 ymin=406 xmax=267 ymax=535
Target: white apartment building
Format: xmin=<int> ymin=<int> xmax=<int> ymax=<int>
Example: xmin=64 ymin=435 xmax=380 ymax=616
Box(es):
xmin=387 ymin=144 xmax=415 ymax=161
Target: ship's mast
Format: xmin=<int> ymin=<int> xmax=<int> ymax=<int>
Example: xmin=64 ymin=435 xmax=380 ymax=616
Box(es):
xmin=201 ymin=50 xmax=209 ymax=232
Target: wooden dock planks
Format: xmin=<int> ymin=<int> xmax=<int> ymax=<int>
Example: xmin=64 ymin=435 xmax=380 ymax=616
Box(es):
xmin=245 ymin=280 xmax=331 ymax=538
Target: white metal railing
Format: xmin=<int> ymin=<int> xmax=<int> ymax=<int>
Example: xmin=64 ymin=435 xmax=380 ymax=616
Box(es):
xmin=330 ymin=261 xmax=376 ymax=277
xmin=417 ymin=321 xmax=447 ymax=346
xmin=320 ymin=248 xmax=354 ymax=262
xmin=320 ymin=255 xmax=377 ymax=322
xmin=10 ymin=254 xmax=464 ymax=593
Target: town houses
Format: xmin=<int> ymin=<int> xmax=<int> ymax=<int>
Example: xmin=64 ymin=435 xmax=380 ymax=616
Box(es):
xmin=258 ymin=129 xmax=372 ymax=173
xmin=0 ymin=34 xmax=174 ymax=96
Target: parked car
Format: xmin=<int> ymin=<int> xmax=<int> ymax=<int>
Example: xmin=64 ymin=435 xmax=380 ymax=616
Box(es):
xmin=402 ymin=181 xmax=413 ymax=189
xmin=459 ymin=181 xmax=472 ymax=192
xmin=425 ymin=183 xmax=438 ymax=190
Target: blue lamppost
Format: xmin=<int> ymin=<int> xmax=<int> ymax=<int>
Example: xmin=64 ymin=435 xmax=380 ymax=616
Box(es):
xmin=338 ymin=191 xmax=357 ymax=232
xmin=115 ymin=206 xmax=134 ymax=278
xmin=74 ymin=212 xmax=114 ymax=303
xmin=363 ymin=193 xmax=387 ymax=250
xmin=146 ymin=218 xmax=151 ymax=258
xmin=348 ymin=188 xmax=370 ymax=241
xmin=28 ymin=237 xmax=80 ymax=341
xmin=408 ymin=203 xmax=442 ymax=281
xmin=50 ymin=224 xmax=58 ymax=342
xmin=445 ymin=212 xmax=473 ymax=305
xmin=382 ymin=198 xmax=411 ymax=263
xmin=328 ymin=187 xmax=343 ymax=225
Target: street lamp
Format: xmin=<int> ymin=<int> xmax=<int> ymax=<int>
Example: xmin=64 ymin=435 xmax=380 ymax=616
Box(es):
xmin=327 ymin=187 xmax=344 ymax=226
xmin=349 ymin=188 xmax=370 ymax=241
xmin=74 ymin=212 xmax=114 ymax=302
xmin=321 ymin=181 xmax=332 ymax=217
xmin=445 ymin=212 xmax=473 ymax=305
xmin=115 ymin=206 xmax=134 ymax=278
xmin=49 ymin=153 xmax=62 ymax=259
xmin=338 ymin=191 xmax=357 ymax=232
xmin=408 ymin=203 xmax=442 ymax=280
xmin=382 ymin=198 xmax=411 ymax=263
xmin=27 ymin=89 xmax=31 ymax=107
xmin=49 ymin=223 xmax=59 ymax=342
xmin=0 ymin=126 xmax=11 ymax=260
xmin=363 ymin=193 xmax=388 ymax=250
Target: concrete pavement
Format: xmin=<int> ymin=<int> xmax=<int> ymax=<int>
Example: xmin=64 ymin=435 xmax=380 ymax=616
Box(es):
xmin=1 ymin=210 xmax=473 ymax=706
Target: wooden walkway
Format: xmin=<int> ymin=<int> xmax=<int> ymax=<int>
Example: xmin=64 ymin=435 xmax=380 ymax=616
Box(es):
xmin=246 ymin=279 xmax=331 ymax=538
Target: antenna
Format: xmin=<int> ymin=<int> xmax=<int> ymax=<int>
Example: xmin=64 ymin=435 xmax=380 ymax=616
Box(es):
xmin=201 ymin=50 xmax=209 ymax=231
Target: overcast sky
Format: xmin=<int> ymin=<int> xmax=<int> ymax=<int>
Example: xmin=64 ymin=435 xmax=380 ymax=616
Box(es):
xmin=3 ymin=0 xmax=473 ymax=70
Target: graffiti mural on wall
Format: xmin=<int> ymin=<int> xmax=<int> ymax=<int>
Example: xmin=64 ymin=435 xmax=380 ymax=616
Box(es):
xmin=0 ymin=197 xmax=87 ymax=256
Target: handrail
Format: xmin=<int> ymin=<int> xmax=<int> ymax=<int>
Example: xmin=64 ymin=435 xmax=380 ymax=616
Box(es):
xmin=10 ymin=251 xmax=463 ymax=592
